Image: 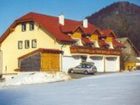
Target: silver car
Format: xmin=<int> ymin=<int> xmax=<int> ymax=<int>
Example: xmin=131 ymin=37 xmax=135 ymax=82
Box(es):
xmin=68 ymin=62 xmax=97 ymax=75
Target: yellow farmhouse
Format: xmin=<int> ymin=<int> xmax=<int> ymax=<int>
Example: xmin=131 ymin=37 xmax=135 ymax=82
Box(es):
xmin=0 ymin=12 xmax=124 ymax=74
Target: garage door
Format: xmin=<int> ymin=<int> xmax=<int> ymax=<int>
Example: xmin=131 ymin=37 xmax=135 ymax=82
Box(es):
xmin=41 ymin=53 xmax=60 ymax=72
xmin=105 ymin=57 xmax=118 ymax=72
xmin=88 ymin=56 xmax=104 ymax=72
xmin=62 ymin=56 xmax=81 ymax=73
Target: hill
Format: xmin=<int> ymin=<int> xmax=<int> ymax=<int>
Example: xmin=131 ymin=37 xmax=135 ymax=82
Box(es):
xmin=87 ymin=1 xmax=140 ymax=50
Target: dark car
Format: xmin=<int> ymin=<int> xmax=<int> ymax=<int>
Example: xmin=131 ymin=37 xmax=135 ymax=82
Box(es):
xmin=68 ymin=62 xmax=97 ymax=75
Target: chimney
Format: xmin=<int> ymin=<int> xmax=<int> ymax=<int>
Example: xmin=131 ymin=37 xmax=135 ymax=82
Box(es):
xmin=59 ymin=14 xmax=64 ymax=25
xmin=83 ymin=19 xmax=88 ymax=28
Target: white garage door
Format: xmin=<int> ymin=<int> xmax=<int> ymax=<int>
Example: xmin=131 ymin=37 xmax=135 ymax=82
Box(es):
xmin=88 ymin=56 xmax=104 ymax=72
xmin=62 ymin=56 xmax=81 ymax=73
xmin=105 ymin=57 xmax=118 ymax=72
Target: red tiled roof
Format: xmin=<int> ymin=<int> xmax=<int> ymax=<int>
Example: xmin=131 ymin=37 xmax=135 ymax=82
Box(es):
xmin=81 ymin=23 xmax=97 ymax=34
xmin=102 ymin=29 xmax=117 ymax=38
xmin=18 ymin=48 xmax=62 ymax=60
xmin=60 ymin=21 xmax=97 ymax=34
xmin=0 ymin=12 xmax=100 ymax=44
xmin=18 ymin=12 xmax=76 ymax=43
xmin=82 ymin=37 xmax=93 ymax=45
xmin=112 ymin=39 xmax=125 ymax=48
xmin=93 ymin=28 xmax=102 ymax=36
xmin=59 ymin=21 xmax=81 ymax=33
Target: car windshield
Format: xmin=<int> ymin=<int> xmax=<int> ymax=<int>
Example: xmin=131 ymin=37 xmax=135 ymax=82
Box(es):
xmin=81 ymin=64 xmax=92 ymax=68
xmin=76 ymin=65 xmax=81 ymax=68
xmin=75 ymin=62 xmax=95 ymax=68
xmin=81 ymin=62 xmax=94 ymax=65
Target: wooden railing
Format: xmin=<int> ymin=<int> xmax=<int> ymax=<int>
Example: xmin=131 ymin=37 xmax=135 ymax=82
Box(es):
xmin=70 ymin=46 xmax=121 ymax=55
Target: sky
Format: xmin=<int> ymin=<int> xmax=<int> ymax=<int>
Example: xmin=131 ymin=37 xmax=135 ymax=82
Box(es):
xmin=0 ymin=0 xmax=140 ymax=36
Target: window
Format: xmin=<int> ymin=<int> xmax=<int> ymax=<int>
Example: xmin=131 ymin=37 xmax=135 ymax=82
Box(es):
xmin=29 ymin=22 xmax=34 ymax=31
xmin=25 ymin=40 xmax=30 ymax=49
xmin=18 ymin=41 xmax=23 ymax=49
xmin=81 ymin=56 xmax=87 ymax=62
xmin=32 ymin=39 xmax=37 ymax=48
xmin=21 ymin=23 xmax=26 ymax=32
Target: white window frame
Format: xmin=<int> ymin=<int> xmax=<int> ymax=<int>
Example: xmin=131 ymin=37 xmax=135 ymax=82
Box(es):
xmin=21 ymin=23 xmax=26 ymax=32
xmin=25 ymin=40 xmax=30 ymax=49
xmin=18 ymin=41 xmax=23 ymax=49
xmin=29 ymin=22 xmax=34 ymax=31
xmin=32 ymin=39 xmax=37 ymax=48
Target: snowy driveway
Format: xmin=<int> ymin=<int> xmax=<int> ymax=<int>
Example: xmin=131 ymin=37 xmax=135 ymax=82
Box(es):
xmin=0 ymin=71 xmax=140 ymax=105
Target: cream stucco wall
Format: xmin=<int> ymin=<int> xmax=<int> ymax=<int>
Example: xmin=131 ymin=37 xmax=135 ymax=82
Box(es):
xmin=0 ymin=22 xmax=71 ymax=74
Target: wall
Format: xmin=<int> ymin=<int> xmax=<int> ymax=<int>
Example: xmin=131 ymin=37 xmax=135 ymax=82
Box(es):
xmin=19 ymin=53 xmax=41 ymax=71
xmin=0 ymin=50 xmax=3 ymax=74
xmin=124 ymin=62 xmax=136 ymax=70
xmin=1 ymin=22 xmax=65 ymax=73
xmin=122 ymin=40 xmax=137 ymax=57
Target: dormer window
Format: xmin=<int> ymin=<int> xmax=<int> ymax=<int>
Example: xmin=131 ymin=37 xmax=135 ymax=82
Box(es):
xmin=29 ymin=22 xmax=34 ymax=31
xmin=73 ymin=39 xmax=83 ymax=46
xmin=21 ymin=23 xmax=26 ymax=32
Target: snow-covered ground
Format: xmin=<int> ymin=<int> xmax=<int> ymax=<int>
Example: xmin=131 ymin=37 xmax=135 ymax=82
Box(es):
xmin=0 ymin=71 xmax=140 ymax=105
xmin=0 ymin=72 xmax=71 ymax=86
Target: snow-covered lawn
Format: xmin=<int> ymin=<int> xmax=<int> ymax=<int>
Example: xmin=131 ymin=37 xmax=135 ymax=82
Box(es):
xmin=0 ymin=72 xmax=71 ymax=86
xmin=0 ymin=71 xmax=140 ymax=105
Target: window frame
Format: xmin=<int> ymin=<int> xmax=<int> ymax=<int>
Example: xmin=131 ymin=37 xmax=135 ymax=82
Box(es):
xmin=25 ymin=40 xmax=30 ymax=49
xmin=18 ymin=41 xmax=23 ymax=49
xmin=29 ymin=22 xmax=34 ymax=31
xmin=32 ymin=39 xmax=37 ymax=48
xmin=21 ymin=23 xmax=26 ymax=32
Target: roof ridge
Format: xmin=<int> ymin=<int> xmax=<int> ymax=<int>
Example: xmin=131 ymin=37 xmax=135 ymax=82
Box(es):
xmin=20 ymin=12 xmax=81 ymax=23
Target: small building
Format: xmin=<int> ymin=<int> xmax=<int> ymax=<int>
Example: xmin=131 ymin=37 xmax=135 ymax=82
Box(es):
xmin=118 ymin=37 xmax=140 ymax=71
xmin=18 ymin=48 xmax=62 ymax=72
xmin=0 ymin=12 xmax=124 ymax=74
xmin=136 ymin=57 xmax=140 ymax=69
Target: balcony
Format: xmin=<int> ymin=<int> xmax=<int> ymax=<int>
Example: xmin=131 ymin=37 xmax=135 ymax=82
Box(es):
xmin=70 ymin=46 xmax=121 ymax=55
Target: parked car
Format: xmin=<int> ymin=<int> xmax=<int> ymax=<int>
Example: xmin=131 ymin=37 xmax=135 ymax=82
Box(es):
xmin=68 ymin=62 xmax=97 ymax=75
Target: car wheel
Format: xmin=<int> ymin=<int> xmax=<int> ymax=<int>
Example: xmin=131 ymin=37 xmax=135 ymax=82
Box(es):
xmin=92 ymin=69 xmax=96 ymax=75
xmin=68 ymin=69 xmax=74 ymax=74
xmin=92 ymin=73 xmax=95 ymax=75
xmin=84 ymin=70 xmax=88 ymax=75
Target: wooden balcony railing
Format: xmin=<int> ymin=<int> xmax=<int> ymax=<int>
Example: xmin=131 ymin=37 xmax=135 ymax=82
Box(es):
xmin=70 ymin=46 xmax=121 ymax=55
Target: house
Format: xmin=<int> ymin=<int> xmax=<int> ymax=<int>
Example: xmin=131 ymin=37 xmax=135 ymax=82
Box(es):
xmin=0 ymin=12 xmax=124 ymax=74
xmin=117 ymin=37 xmax=140 ymax=70
xmin=136 ymin=57 xmax=140 ymax=69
